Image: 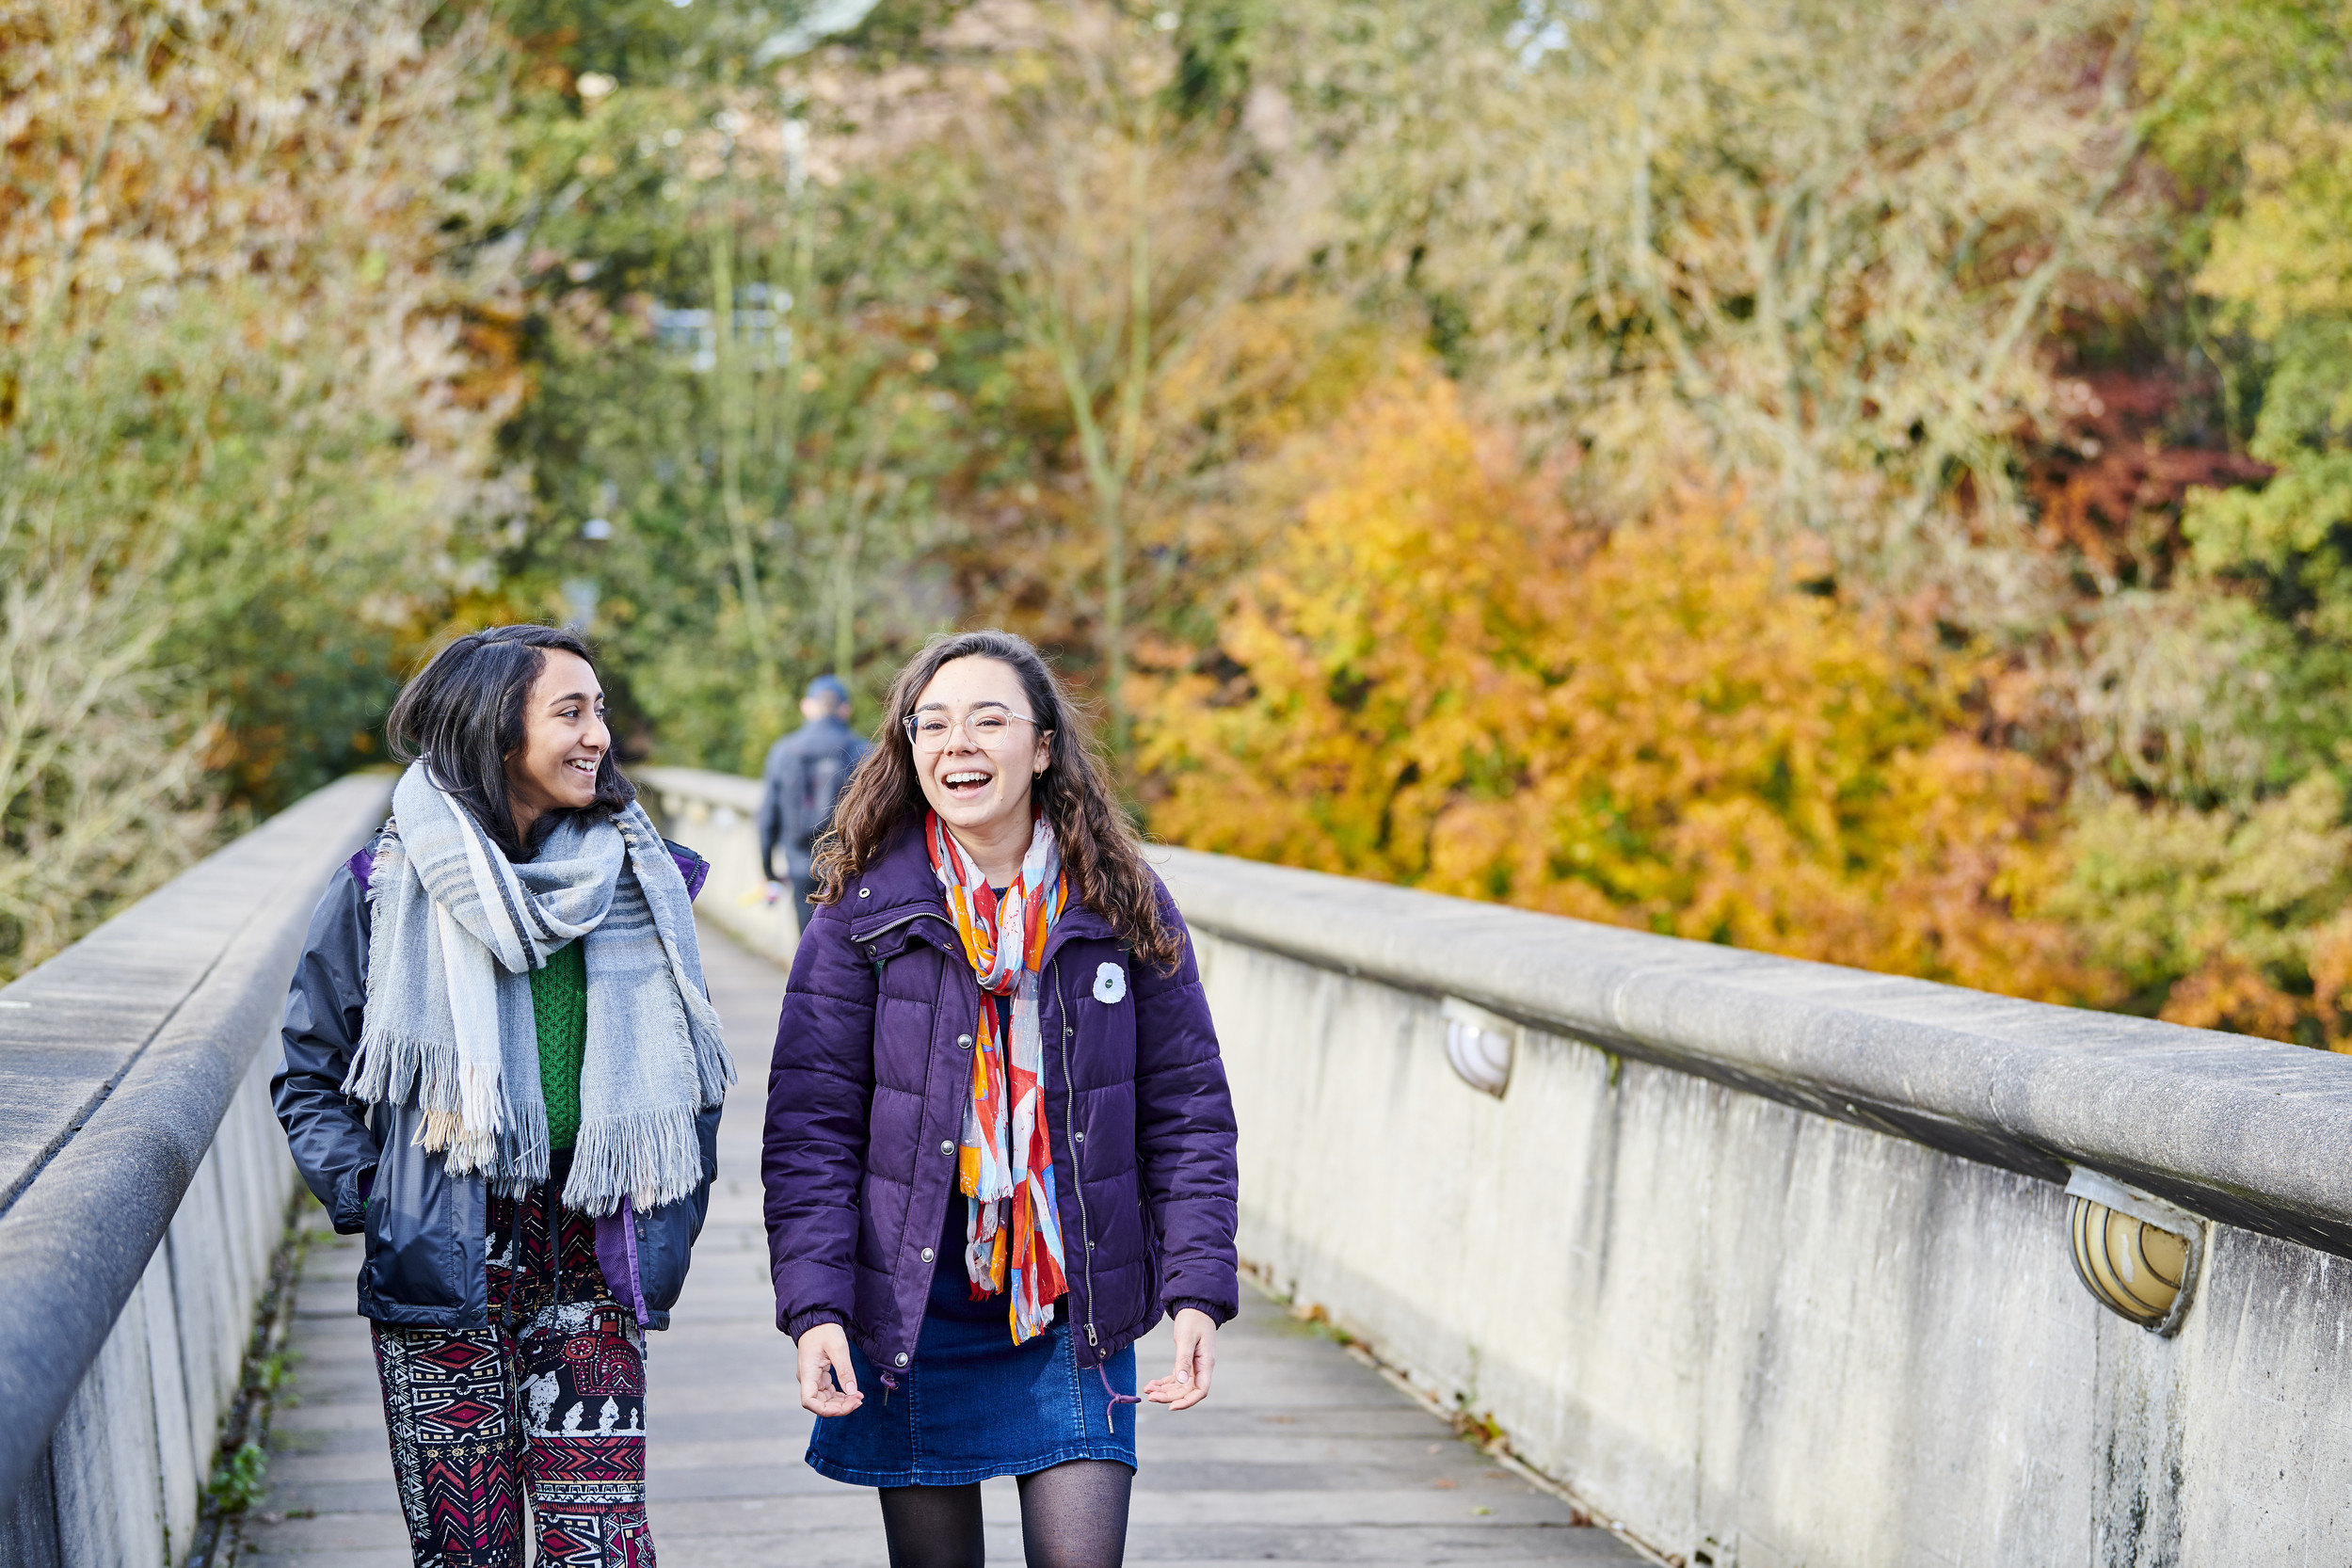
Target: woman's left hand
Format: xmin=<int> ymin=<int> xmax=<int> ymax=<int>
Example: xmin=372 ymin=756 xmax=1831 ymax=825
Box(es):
xmin=1143 ymin=1307 xmax=1218 ymax=1410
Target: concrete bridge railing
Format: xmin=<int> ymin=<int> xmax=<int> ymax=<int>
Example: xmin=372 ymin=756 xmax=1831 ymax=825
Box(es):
xmin=1156 ymin=848 xmax=2352 ymax=1568
xmin=636 ymin=765 xmax=800 ymax=967
xmin=0 ymin=776 xmax=391 ymax=1568
xmin=643 ymin=763 xmax=2352 ymax=1568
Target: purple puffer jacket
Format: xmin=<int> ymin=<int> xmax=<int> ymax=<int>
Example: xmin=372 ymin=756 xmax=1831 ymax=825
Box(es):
xmin=761 ymin=818 xmax=1239 ymax=1373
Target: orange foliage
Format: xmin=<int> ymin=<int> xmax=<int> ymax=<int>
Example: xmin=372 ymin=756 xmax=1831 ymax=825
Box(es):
xmin=2159 ymin=955 xmax=2304 ymax=1042
xmin=2310 ymin=915 xmax=2352 ymax=1050
xmin=1137 ymin=368 xmax=2093 ymax=1001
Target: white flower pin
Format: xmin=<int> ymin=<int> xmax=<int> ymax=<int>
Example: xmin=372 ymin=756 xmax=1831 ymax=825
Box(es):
xmin=1093 ymin=962 xmax=1128 ymax=1004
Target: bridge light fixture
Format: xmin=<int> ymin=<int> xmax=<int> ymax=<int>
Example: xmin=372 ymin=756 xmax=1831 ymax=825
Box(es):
xmin=2064 ymin=1167 xmax=2204 ymax=1336
xmin=1442 ymin=997 xmax=1515 ymax=1098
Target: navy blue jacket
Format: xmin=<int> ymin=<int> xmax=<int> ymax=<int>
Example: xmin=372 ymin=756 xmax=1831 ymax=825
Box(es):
xmin=761 ymin=818 xmax=1240 ymax=1372
xmin=273 ymin=837 xmax=721 ymax=1332
xmin=757 ymin=715 xmax=872 ymax=882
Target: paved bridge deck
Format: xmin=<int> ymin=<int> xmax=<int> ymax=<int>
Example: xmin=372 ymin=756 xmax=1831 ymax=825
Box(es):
xmin=242 ymin=923 xmax=1640 ymax=1565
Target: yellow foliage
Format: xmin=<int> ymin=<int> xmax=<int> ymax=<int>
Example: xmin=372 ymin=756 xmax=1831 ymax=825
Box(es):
xmin=2051 ymin=776 xmax=2352 ymax=1043
xmin=1138 ymin=368 xmax=2089 ymax=1000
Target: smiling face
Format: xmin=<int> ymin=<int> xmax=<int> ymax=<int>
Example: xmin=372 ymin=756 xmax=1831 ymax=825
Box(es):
xmin=504 ymin=648 xmax=610 ymax=839
xmin=910 ymin=655 xmax=1050 ymax=873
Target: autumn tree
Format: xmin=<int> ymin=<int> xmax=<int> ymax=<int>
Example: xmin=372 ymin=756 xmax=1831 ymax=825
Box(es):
xmin=1266 ymin=0 xmax=2156 ymax=619
xmin=0 ymin=0 xmax=517 ymax=975
xmin=1139 ymin=368 xmax=2089 ymax=1000
xmin=2145 ymin=1 xmax=2352 ymax=642
xmin=2004 ymin=0 xmax=2352 ymax=1042
xmin=955 ymin=0 xmax=1265 ymax=752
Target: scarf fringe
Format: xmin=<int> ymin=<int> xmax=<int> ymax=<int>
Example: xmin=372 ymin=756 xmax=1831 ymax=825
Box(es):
xmin=344 ymin=1030 xmax=467 ymax=1128
xmin=652 ymin=926 xmax=736 ymax=1107
xmin=563 ymin=1104 xmax=707 ymax=1217
xmin=345 ymin=1031 xmax=552 ymax=1184
xmin=487 ymin=1100 xmax=552 ymax=1196
xmin=692 ymin=1026 xmax=732 ymax=1106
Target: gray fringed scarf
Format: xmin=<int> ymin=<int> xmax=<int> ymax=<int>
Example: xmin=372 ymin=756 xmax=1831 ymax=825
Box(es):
xmin=344 ymin=760 xmax=734 ymax=1215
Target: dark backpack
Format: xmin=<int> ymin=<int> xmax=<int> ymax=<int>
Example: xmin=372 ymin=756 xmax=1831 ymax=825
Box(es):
xmin=791 ymin=735 xmax=867 ymax=852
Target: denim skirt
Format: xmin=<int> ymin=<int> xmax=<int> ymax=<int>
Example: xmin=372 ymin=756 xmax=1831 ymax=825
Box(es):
xmin=805 ymin=1308 xmax=1139 ymax=1487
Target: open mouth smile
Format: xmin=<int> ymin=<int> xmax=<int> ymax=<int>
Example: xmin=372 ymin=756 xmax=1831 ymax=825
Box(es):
xmin=940 ymin=769 xmax=993 ymax=798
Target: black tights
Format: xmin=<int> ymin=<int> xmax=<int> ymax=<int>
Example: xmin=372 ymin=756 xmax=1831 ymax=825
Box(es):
xmin=877 ymin=1459 xmax=1133 ymax=1568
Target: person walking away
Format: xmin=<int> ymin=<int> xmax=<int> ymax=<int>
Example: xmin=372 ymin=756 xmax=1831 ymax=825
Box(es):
xmin=759 ymin=673 xmax=872 ymax=929
xmin=274 ymin=624 xmax=735 ymax=1567
xmin=763 ymin=629 xmax=1240 ymax=1568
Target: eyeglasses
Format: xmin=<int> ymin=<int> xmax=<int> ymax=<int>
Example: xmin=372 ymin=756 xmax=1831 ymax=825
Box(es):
xmin=904 ymin=708 xmax=1044 ymax=753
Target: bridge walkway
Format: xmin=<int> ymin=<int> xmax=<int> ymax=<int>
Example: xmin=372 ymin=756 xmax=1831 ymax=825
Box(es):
xmin=241 ymin=920 xmax=1639 ymax=1566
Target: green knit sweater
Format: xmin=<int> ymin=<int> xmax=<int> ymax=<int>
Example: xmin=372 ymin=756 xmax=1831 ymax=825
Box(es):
xmin=530 ymin=938 xmax=588 ymax=1150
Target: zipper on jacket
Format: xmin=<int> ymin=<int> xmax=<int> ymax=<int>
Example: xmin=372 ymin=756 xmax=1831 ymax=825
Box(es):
xmin=846 ymin=902 xmax=959 ymax=1375
xmin=1052 ymin=956 xmax=1102 ymax=1351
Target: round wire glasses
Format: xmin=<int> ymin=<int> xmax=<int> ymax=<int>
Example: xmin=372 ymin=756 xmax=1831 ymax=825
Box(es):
xmin=903 ymin=709 xmax=1042 ymax=753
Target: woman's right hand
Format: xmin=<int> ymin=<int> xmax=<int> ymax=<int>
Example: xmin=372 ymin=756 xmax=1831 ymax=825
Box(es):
xmin=795 ymin=1322 xmax=864 ymax=1417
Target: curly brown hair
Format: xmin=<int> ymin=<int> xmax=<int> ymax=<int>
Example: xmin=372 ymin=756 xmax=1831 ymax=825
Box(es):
xmin=810 ymin=630 xmax=1181 ymax=972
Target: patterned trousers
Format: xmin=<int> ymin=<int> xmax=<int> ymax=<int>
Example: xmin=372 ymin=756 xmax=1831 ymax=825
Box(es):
xmin=370 ymin=1182 xmax=653 ymax=1568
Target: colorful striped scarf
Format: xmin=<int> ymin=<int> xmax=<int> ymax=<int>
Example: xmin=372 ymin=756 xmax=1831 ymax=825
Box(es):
xmin=927 ymin=809 xmax=1070 ymax=1344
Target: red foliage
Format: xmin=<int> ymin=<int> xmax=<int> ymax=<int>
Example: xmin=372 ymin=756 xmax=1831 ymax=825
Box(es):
xmin=2022 ymin=367 xmax=2269 ymax=579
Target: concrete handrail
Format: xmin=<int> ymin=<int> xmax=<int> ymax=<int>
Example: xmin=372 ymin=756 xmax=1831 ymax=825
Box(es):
xmin=1150 ymin=845 xmax=2352 ymax=1257
xmin=633 ymin=764 xmax=799 ymax=967
xmin=637 ymin=763 xmax=760 ymax=816
xmin=0 ymin=775 xmax=392 ymax=1531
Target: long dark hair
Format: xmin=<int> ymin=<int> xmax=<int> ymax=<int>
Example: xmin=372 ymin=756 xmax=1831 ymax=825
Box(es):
xmin=385 ymin=624 xmax=634 ymax=859
xmin=812 ymin=630 xmax=1181 ymax=972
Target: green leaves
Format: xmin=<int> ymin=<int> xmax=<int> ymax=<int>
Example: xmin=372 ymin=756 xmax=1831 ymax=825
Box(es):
xmin=492 ymin=0 xmax=985 ymax=767
xmin=2152 ymin=3 xmax=2352 ymax=607
xmin=204 ymin=1442 xmax=269 ymax=1516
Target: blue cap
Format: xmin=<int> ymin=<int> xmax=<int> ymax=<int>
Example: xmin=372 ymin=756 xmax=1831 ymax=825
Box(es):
xmin=805 ymin=674 xmax=851 ymax=704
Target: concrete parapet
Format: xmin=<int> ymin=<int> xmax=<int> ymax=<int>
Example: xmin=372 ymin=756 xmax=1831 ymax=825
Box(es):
xmin=1154 ymin=845 xmax=2352 ymax=1566
xmin=0 ymin=776 xmax=391 ymax=1567
xmin=636 ymin=764 xmax=800 ymax=967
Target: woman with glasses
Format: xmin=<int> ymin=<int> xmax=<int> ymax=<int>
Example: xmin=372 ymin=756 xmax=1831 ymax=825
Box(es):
xmin=761 ymin=629 xmax=1240 ymax=1568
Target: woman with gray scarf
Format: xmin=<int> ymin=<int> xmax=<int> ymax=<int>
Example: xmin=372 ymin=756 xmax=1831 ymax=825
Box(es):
xmin=273 ymin=624 xmax=734 ymax=1567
